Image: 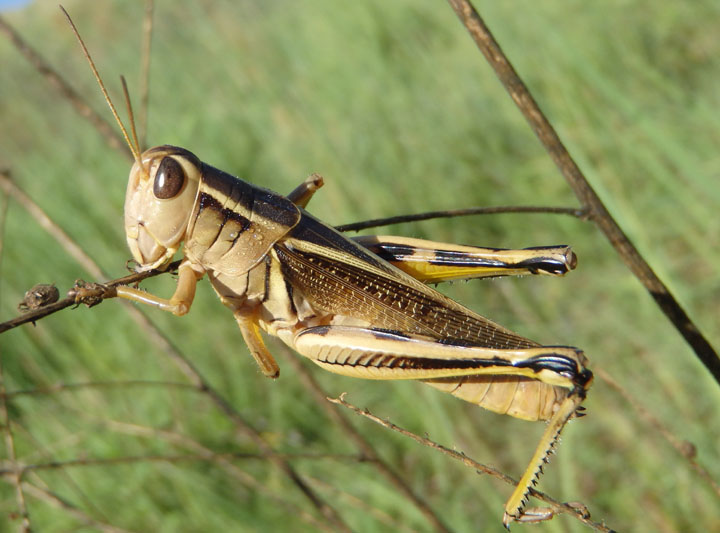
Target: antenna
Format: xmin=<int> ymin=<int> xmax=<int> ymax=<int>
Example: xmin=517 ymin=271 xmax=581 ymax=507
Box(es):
xmin=60 ymin=6 xmax=143 ymax=168
xmin=121 ymin=76 xmax=142 ymax=156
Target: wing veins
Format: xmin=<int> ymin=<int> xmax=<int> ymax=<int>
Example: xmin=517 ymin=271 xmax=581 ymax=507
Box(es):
xmin=275 ymin=239 xmax=537 ymax=350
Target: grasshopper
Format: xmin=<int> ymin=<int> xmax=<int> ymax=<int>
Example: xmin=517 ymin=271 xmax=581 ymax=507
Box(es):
xmin=64 ymin=8 xmax=592 ymax=527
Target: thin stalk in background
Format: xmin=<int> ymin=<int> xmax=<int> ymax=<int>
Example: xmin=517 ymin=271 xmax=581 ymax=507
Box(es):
xmin=446 ymin=0 xmax=720 ymax=385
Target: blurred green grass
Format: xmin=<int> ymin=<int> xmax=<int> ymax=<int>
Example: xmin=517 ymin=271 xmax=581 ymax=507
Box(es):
xmin=0 ymin=0 xmax=719 ymax=531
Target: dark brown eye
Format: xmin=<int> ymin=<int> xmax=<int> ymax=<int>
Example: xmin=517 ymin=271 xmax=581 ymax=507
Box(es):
xmin=153 ymin=157 xmax=186 ymax=199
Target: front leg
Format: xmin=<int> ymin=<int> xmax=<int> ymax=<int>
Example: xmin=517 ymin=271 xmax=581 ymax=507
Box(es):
xmin=233 ymin=309 xmax=280 ymax=379
xmin=115 ymin=260 xmax=205 ymax=316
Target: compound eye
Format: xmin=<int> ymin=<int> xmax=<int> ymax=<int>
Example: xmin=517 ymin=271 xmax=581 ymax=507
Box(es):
xmin=153 ymin=157 xmax=186 ymax=199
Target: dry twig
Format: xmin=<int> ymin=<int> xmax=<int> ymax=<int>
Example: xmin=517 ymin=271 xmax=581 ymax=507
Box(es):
xmin=283 ymin=352 xmax=452 ymax=533
xmin=337 ymin=205 xmax=585 ymax=232
xmin=445 ymin=0 xmax=719 ymax=384
xmin=329 ymin=394 xmax=616 ymax=532
xmin=0 ymin=15 xmax=128 ymax=158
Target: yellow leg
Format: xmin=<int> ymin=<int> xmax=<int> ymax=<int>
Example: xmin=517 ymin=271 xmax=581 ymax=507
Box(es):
xmin=234 ymin=311 xmax=280 ymax=379
xmin=502 ymin=390 xmax=586 ymax=528
xmin=115 ymin=261 xmax=203 ymax=316
xmin=353 ymin=235 xmax=577 ymax=282
xmin=286 ymin=173 xmax=324 ymax=208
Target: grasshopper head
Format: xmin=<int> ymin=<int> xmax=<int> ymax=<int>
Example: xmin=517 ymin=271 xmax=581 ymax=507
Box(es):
xmin=124 ymin=145 xmax=202 ymax=270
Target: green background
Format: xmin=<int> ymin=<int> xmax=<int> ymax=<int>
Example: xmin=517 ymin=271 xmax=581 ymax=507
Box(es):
xmin=1 ymin=1 xmax=718 ymax=531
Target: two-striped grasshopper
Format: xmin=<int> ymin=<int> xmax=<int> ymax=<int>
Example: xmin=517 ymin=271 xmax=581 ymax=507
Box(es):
xmin=65 ymin=9 xmax=592 ymax=527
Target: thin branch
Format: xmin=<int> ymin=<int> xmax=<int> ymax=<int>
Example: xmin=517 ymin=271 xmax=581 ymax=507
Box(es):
xmin=98 ymin=420 xmax=337 ymax=533
xmin=0 ymin=175 xmax=8 ymax=266
xmin=0 ymin=15 xmax=129 ymax=159
xmin=328 ymin=394 xmax=615 ymax=533
xmin=160 ymin=347 xmax=350 ymax=533
xmin=0 ymin=170 xmax=104 ymax=279
xmin=0 ymin=451 xmax=366 ymax=478
xmin=15 ymin=482 xmax=136 ymax=533
xmin=597 ymin=367 xmax=720 ymax=499
xmin=283 ymin=352 xmax=452 ymax=533
xmin=2 ymin=380 xmax=197 ymax=399
xmin=336 ymin=205 xmax=585 ymax=232
xmin=138 ymin=0 xmax=154 ymax=150
xmin=307 ymin=475 xmax=419 ymax=533
xmin=0 ymin=173 xmax=31 ymax=532
xmin=445 ymin=0 xmax=720 ymax=385
xmin=10 ymin=420 xmax=112 ymax=524
xmin=0 ymin=261 xmax=181 ymax=334
xmin=0 ymin=367 xmax=31 ymax=532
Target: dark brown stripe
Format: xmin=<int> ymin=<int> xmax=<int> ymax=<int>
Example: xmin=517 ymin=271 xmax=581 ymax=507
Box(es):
xmin=146 ymin=145 xmax=202 ymax=167
xmin=370 ymin=328 xmax=411 ymax=340
xmin=317 ymin=343 xmax=587 ymax=384
xmin=261 ymin=256 xmax=272 ymax=303
xmin=514 ymin=258 xmax=568 ymax=275
xmin=200 ymin=163 xmax=256 ymax=213
xmin=198 ymin=192 xmax=252 ymax=233
xmin=284 ymin=278 xmax=297 ymax=316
